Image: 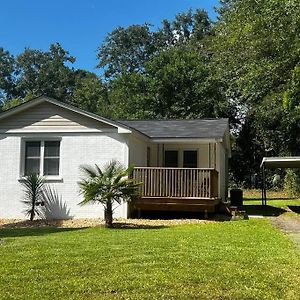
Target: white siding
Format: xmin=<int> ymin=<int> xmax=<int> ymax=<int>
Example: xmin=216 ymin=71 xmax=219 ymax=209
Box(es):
xmin=162 ymin=144 xmax=210 ymax=168
xmin=0 ymin=133 xmax=129 ymax=219
xmin=128 ymin=135 xmax=148 ymax=166
xmin=216 ymin=143 xmax=227 ymax=202
xmin=0 ymin=102 xmax=115 ymax=133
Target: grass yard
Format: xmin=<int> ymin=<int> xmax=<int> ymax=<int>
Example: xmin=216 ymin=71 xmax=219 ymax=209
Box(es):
xmin=243 ymin=189 xmax=300 ymax=217
xmin=1 ymin=219 xmax=300 ymax=300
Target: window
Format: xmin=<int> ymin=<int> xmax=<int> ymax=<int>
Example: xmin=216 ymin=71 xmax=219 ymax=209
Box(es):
xmin=183 ymin=150 xmax=198 ymax=168
xmin=25 ymin=141 xmax=41 ymax=175
xmin=24 ymin=140 xmax=60 ymax=176
xmin=44 ymin=141 xmax=60 ymax=175
xmin=164 ymin=150 xmax=178 ymax=167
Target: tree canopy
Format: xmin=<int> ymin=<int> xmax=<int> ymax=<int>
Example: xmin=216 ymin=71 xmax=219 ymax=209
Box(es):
xmin=1 ymin=2 xmax=300 ymax=186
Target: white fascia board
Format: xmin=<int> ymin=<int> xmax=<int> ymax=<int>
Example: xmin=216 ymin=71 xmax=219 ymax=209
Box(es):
xmin=117 ymin=127 xmax=132 ymax=134
xmin=0 ymin=128 xmax=118 ymax=134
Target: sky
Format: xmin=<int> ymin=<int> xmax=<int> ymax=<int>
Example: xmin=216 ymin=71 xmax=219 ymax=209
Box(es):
xmin=0 ymin=0 xmax=219 ymax=74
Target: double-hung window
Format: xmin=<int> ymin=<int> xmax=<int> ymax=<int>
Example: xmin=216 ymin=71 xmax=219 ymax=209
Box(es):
xmin=24 ymin=140 xmax=60 ymax=176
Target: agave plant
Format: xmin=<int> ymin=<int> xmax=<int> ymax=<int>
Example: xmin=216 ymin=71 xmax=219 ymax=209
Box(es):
xmin=21 ymin=173 xmax=46 ymax=221
xmin=78 ymin=160 xmax=141 ymax=227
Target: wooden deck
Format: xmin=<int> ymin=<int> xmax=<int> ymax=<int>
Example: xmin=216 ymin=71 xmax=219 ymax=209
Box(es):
xmin=132 ymin=167 xmax=219 ymax=214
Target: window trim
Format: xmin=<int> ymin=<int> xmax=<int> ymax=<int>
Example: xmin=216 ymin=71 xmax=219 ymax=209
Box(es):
xmin=20 ymin=138 xmax=62 ymax=181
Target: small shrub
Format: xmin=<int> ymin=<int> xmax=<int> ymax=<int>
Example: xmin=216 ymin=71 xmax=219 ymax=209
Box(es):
xmin=284 ymin=169 xmax=300 ymax=197
xmin=21 ymin=174 xmax=46 ymax=221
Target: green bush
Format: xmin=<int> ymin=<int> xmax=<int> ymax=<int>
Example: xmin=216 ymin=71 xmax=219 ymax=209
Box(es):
xmin=284 ymin=169 xmax=300 ymax=197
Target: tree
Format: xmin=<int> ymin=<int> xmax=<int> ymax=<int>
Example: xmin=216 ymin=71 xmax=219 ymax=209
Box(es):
xmin=21 ymin=174 xmax=46 ymax=221
xmin=72 ymin=71 xmax=109 ymax=116
xmin=159 ymin=9 xmax=211 ymax=45
xmin=0 ymin=47 xmax=17 ymax=102
xmin=145 ymin=44 xmax=231 ymax=119
xmin=78 ymin=160 xmax=140 ymax=227
xmin=212 ymin=0 xmax=300 ymax=184
xmin=97 ymin=9 xmax=212 ymax=80
xmin=15 ymin=43 xmax=76 ymax=101
xmin=97 ymin=24 xmax=159 ymax=78
xmin=108 ymin=71 xmax=153 ymax=119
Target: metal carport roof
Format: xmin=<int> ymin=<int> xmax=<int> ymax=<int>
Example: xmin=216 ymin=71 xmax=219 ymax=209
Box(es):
xmin=260 ymin=157 xmax=300 ymax=169
xmin=260 ymin=156 xmax=300 ymax=205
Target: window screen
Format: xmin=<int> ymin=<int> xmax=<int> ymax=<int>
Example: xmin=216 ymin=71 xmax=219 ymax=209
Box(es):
xmin=183 ymin=150 xmax=198 ymax=168
xmin=164 ymin=150 xmax=178 ymax=167
xmin=25 ymin=141 xmax=41 ymax=175
xmin=44 ymin=141 xmax=60 ymax=176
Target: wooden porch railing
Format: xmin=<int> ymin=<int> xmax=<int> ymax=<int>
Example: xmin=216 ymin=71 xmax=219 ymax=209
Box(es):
xmin=132 ymin=167 xmax=219 ymax=199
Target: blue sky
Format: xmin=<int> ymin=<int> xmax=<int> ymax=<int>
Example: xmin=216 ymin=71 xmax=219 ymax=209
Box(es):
xmin=0 ymin=0 xmax=219 ymax=73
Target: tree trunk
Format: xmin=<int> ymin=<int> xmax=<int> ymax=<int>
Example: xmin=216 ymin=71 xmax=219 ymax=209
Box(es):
xmin=104 ymin=200 xmax=113 ymax=227
xmin=30 ymin=205 xmax=35 ymax=221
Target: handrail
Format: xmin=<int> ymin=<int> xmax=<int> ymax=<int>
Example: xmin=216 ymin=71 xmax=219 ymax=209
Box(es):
xmin=133 ymin=167 xmax=219 ymax=199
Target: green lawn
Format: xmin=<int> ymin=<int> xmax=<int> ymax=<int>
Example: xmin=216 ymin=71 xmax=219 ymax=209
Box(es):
xmin=1 ymin=220 xmax=300 ymax=299
xmin=243 ymin=189 xmax=300 ymax=217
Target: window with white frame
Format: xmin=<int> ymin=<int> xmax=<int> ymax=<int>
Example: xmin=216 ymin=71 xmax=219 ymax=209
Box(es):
xmin=24 ymin=140 xmax=60 ymax=176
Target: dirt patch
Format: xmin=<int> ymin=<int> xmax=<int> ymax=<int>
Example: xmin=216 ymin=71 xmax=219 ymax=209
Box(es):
xmin=271 ymin=215 xmax=300 ymax=233
xmin=0 ymin=218 xmax=213 ymax=229
xmin=270 ymin=216 xmax=300 ymax=250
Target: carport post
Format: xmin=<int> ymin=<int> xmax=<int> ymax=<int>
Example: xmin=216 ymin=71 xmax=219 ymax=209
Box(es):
xmin=261 ymin=164 xmax=267 ymax=206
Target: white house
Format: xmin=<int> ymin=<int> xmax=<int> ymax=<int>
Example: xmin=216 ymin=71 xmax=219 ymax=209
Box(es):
xmin=0 ymin=96 xmax=231 ymax=219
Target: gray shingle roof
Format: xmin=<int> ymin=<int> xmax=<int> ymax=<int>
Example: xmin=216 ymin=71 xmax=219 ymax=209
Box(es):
xmin=118 ymin=119 xmax=229 ymax=139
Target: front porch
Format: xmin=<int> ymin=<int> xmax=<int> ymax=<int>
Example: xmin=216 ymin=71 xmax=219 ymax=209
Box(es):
xmin=132 ymin=167 xmax=220 ymax=214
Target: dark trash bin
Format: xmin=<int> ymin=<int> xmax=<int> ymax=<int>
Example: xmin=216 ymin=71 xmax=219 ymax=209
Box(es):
xmin=230 ymin=189 xmax=243 ymax=206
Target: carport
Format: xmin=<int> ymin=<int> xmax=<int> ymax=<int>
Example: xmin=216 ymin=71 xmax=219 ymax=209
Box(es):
xmin=260 ymin=157 xmax=300 ymax=205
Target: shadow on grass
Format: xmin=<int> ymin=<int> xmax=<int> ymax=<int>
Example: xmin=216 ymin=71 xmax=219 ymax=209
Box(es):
xmin=0 ymin=220 xmax=85 ymax=238
xmin=110 ymin=222 xmax=167 ymax=229
xmin=243 ymin=205 xmax=287 ymax=216
xmin=134 ymin=211 xmax=232 ymax=222
xmin=288 ymin=206 xmax=300 ymax=214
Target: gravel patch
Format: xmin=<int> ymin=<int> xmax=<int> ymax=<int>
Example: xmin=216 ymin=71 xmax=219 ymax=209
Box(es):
xmin=0 ymin=218 xmax=213 ymax=229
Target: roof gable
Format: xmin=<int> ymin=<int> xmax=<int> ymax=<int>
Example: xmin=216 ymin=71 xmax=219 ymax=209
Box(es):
xmin=0 ymin=96 xmax=131 ymax=134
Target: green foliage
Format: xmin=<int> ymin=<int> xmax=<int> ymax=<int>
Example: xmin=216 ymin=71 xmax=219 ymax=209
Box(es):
xmin=97 ymin=24 xmax=159 ymax=78
xmin=78 ymin=160 xmax=141 ymax=227
xmin=214 ymin=0 xmax=300 ymax=184
xmin=15 ymin=43 xmax=76 ymax=100
xmin=284 ymin=169 xmax=300 ymax=198
xmin=145 ymin=45 xmax=230 ymax=119
xmin=108 ymin=71 xmax=152 ymax=119
xmin=72 ymin=71 xmax=109 ymax=115
xmin=0 ymin=47 xmax=16 ymax=101
xmin=21 ymin=174 xmax=46 ymax=221
xmin=97 ymin=9 xmax=211 ymax=80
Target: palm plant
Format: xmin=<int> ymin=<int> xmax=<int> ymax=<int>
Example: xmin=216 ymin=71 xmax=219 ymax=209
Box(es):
xmin=21 ymin=173 xmax=46 ymax=221
xmin=78 ymin=160 xmax=141 ymax=227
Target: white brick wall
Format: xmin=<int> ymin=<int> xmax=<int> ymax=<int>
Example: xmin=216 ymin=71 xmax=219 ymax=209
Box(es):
xmin=0 ymin=133 xmax=129 ymax=219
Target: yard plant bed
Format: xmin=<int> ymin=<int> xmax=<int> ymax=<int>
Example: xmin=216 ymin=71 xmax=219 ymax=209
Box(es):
xmin=0 ymin=219 xmax=300 ymax=299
